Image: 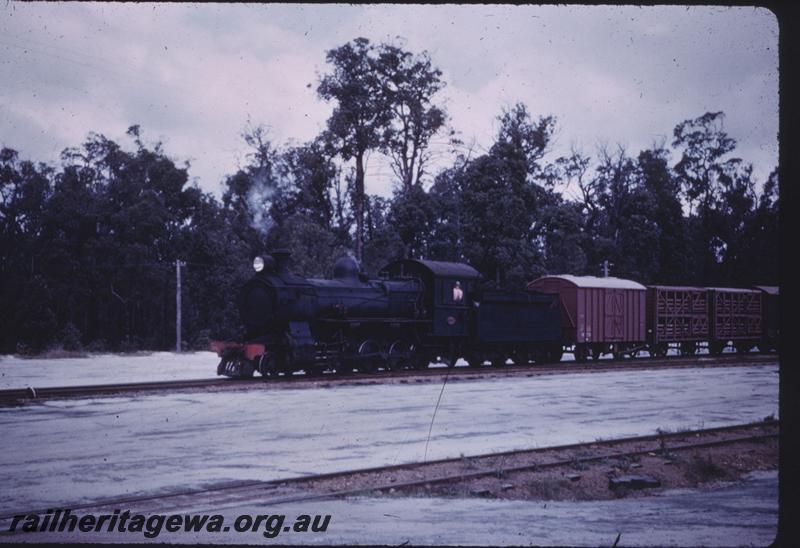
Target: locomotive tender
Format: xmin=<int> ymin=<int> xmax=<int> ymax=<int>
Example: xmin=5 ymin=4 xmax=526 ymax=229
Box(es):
xmin=213 ymin=250 xmax=778 ymax=377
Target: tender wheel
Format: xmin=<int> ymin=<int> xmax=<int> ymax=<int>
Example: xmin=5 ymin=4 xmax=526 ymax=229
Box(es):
xmin=542 ymin=344 xmax=563 ymax=364
xmin=510 ymin=348 xmax=530 ymax=366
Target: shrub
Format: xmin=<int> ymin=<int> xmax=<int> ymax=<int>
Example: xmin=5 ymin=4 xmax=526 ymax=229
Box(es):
xmin=54 ymin=322 xmax=83 ymax=352
xmin=192 ymin=329 xmax=211 ymax=351
xmin=86 ymin=339 xmax=109 ymax=353
xmin=117 ymin=335 xmax=143 ymax=353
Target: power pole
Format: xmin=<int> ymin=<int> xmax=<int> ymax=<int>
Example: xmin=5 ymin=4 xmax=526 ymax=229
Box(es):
xmin=602 ymin=260 xmax=612 ymax=278
xmin=176 ymin=260 xmax=185 ymax=353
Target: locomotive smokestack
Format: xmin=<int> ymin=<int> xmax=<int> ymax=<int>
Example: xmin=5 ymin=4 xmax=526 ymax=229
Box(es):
xmin=271 ymin=249 xmax=291 ymax=274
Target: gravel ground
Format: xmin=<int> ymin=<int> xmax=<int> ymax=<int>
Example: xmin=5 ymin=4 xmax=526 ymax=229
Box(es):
xmin=286 ymin=421 xmax=778 ymax=501
xmin=0 ymin=364 xmax=777 ymax=515
xmin=2 ymin=471 xmax=778 ymax=546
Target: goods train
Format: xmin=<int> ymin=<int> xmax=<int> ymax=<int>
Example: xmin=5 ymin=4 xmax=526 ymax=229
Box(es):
xmin=212 ymin=250 xmax=778 ymax=378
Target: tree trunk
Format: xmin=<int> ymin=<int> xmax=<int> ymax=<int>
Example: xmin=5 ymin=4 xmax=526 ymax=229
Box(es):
xmin=355 ymin=149 xmax=365 ymax=262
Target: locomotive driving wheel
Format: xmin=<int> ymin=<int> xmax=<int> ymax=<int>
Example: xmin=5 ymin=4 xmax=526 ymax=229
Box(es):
xmin=357 ymin=339 xmax=382 ymax=373
xmin=408 ymin=343 xmax=428 ymax=370
xmin=386 ymin=339 xmax=408 ymax=371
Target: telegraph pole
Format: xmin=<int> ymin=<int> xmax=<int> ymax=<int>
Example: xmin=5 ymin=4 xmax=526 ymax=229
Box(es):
xmin=602 ymin=260 xmax=612 ymax=278
xmin=176 ymin=259 xmax=185 ymax=353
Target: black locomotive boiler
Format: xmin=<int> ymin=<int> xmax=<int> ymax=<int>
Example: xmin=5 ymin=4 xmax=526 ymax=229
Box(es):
xmin=212 ymin=250 xmax=563 ymax=377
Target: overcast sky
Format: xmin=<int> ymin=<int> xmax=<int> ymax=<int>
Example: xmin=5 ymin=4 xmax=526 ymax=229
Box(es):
xmin=0 ymin=3 xmax=778 ymax=200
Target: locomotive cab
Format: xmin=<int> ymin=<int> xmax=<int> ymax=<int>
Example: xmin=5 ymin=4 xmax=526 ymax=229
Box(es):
xmin=381 ymin=259 xmax=481 ymax=337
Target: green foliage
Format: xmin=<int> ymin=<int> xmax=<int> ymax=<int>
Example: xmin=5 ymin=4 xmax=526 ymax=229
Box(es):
xmin=0 ymin=129 xmax=259 ymax=353
xmin=388 ymin=185 xmax=436 ymax=258
xmin=317 ymin=37 xmax=448 ymax=260
xmin=265 ymin=213 xmax=345 ymax=278
xmin=374 ymin=42 xmax=448 ymax=188
xmin=537 ymin=201 xmax=587 ymax=274
xmin=445 ymin=104 xmax=557 ymax=288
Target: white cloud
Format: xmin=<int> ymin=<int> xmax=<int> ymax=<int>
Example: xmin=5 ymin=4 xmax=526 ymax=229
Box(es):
xmin=0 ymin=3 xmax=779 ymax=198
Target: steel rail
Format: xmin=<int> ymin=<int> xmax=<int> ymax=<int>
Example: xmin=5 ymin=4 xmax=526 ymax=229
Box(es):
xmin=0 ymin=420 xmax=778 ymax=520
xmin=216 ymin=431 xmax=779 ymax=508
xmin=0 ymin=353 xmax=776 ymax=405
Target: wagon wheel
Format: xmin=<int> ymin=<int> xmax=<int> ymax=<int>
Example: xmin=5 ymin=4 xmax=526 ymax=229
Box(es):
xmin=574 ymin=344 xmax=589 ymax=363
xmin=680 ymin=341 xmax=697 ymax=356
xmin=649 ymin=343 xmax=668 ymax=358
xmin=591 ymin=345 xmax=603 ymax=361
xmin=709 ymin=341 xmax=726 ymax=356
xmin=735 ymin=341 xmax=752 ymax=354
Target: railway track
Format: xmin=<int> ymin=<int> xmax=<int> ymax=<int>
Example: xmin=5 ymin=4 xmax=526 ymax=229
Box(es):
xmin=0 ymin=420 xmax=778 ymax=520
xmin=0 ymin=353 xmax=777 ymax=405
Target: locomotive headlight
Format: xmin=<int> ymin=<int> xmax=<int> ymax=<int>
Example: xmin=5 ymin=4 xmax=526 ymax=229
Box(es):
xmin=253 ymin=256 xmax=265 ymax=273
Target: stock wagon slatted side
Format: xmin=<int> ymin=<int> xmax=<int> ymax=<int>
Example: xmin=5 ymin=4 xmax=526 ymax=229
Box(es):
xmin=646 ymin=286 xmax=709 ymax=344
xmin=708 ymin=288 xmax=762 ymax=342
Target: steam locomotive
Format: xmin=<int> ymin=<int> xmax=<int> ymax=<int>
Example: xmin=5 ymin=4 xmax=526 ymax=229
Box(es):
xmin=212 ymin=250 xmax=778 ymax=378
xmin=212 ymin=249 xmax=562 ymax=377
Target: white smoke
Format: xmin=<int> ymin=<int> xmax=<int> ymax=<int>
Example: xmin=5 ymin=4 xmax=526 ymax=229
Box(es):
xmin=345 ymin=249 xmax=361 ymax=271
xmin=246 ymin=168 xmax=275 ymax=236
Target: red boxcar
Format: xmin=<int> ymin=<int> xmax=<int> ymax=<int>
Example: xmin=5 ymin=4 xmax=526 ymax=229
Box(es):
xmin=526 ymin=275 xmax=646 ymax=361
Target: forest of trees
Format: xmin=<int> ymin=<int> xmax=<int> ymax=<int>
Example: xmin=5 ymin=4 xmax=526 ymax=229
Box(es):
xmin=0 ymin=38 xmax=779 ymax=354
